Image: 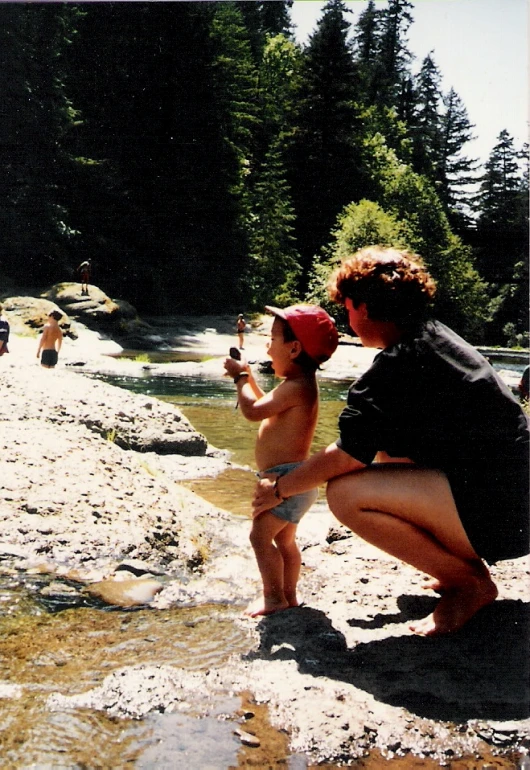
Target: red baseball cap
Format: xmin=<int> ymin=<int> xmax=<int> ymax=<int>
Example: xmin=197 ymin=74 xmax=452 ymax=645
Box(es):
xmin=265 ymin=304 xmax=339 ymax=364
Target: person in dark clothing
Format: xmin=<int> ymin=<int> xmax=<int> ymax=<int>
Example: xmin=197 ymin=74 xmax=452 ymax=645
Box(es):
xmin=0 ymin=305 xmax=9 ymax=356
xmin=518 ymin=365 xmax=529 ymax=401
xmin=253 ymin=246 xmax=529 ymax=636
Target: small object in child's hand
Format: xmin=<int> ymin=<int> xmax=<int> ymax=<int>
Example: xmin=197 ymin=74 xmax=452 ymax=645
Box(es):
xmin=229 ymin=347 xmax=242 ymax=409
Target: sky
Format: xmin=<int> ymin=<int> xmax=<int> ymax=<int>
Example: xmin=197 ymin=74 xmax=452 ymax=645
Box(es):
xmin=290 ymin=0 xmax=529 ymax=164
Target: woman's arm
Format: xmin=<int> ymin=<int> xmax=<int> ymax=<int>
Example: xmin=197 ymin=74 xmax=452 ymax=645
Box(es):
xmin=252 ymin=441 xmax=364 ymax=516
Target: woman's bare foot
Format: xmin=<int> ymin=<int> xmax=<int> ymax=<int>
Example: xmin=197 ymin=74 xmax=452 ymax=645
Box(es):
xmin=421 ymin=577 xmax=444 ymax=592
xmin=245 ymin=597 xmax=289 ymax=618
xmin=410 ymin=576 xmax=498 ymax=636
xmin=421 ymin=561 xmax=492 ymax=594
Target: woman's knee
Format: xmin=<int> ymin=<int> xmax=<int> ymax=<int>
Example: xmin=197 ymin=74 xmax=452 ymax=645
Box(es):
xmin=326 ymin=475 xmax=363 ymax=525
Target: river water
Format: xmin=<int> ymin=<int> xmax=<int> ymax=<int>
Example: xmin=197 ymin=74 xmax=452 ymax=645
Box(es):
xmin=1 ymin=362 xmax=524 ymax=768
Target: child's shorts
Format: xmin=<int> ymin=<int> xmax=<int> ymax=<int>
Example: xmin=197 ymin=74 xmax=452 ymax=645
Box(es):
xmin=258 ymin=462 xmax=318 ymax=524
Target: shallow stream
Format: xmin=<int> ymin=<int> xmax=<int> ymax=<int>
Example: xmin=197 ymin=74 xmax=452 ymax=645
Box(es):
xmin=0 ymin=370 xmax=349 ymax=768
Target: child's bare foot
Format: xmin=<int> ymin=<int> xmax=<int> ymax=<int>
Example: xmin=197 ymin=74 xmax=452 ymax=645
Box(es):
xmin=285 ymin=594 xmax=300 ymax=609
xmin=245 ymin=597 xmax=289 ymax=618
xmin=410 ymin=576 xmax=498 ymax=636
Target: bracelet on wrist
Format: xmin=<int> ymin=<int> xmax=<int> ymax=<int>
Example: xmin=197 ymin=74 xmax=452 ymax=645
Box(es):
xmin=273 ymin=476 xmax=288 ymax=501
xmin=233 ymin=372 xmax=250 ymax=384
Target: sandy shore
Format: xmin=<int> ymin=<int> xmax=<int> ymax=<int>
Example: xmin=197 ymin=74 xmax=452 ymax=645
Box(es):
xmin=0 ymin=319 xmax=528 ymax=766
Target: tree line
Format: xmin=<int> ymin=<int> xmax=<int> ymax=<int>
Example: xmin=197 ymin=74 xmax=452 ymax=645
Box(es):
xmin=0 ymin=0 xmax=527 ymax=344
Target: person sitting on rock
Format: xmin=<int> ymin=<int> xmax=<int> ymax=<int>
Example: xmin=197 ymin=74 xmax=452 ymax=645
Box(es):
xmin=224 ymin=304 xmax=339 ymax=617
xmin=37 ymin=310 xmax=63 ymax=369
xmin=253 ymin=246 xmax=529 ymax=636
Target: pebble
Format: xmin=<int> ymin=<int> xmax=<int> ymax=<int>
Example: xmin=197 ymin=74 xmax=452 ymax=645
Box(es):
xmin=234 ymin=728 xmax=261 ymax=748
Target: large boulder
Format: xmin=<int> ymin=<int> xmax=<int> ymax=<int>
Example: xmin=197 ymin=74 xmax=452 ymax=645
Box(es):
xmin=2 ymin=296 xmax=76 ymax=339
xmin=41 ymin=283 xmax=124 ymax=323
xmin=4 ymin=284 xmax=167 ymax=350
xmin=41 ymin=283 xmax=155 ymax=345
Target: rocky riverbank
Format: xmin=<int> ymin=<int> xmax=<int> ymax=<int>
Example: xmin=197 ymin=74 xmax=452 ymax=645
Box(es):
xmin=0 ymin=314 xmax=528 ymax=766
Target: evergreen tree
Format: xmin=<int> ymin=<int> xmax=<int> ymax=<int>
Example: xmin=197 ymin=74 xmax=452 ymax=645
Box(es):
xmin=411 ymin=53 xmax=442 ymax=179
xmin=64 ymin=2 xmax=252 ymax=312
xmin=260 ymin=0 xmax=293 ymax=37
xmin=476 ymin=131 xmax=525 ymax=231
xmin=438 ymin=87 xmax=478 ymax=222
xmin=241 ymin=32 xmax=303 ymax=308
xmin=289 ymin=0 xmax=364 ymax=282
xmin=474 ymin=130 xmax=527 ymax=282
xmin=375 ymin=0 xmax=414 ymax=108
xmin=353 ymin=0 xmax=413 ymax=160
xmin=473 ymin=132 xmax=528 ymax=342
xmin=239 ymin=1 xmax=293 ymax=62
xmin=246 ymin=142 xmax=301 ymax=307
xmin=0 ymin=4 xmax=78 ymax=285
xmin=352 ymin=0 xmax=380 ymax=100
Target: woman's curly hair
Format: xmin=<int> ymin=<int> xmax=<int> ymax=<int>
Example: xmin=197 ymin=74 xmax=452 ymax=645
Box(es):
xmin=327 ymin=246 xmax=437 ymax=326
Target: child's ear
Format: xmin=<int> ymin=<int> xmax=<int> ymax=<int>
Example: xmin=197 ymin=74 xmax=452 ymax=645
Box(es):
xmin=289 ymin=340 xmax=302 ymax=358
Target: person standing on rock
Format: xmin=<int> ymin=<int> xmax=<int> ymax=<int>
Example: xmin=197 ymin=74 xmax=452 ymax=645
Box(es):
xmin=0 ymin=305 xmax=9 ymax=357
xmin=37 ymin=310 xmax=63 ymax=369
xmin=236 ymin=314 xmax=246 ymax=350
xmin=253 ymin=246 xmax=529 ymax=636
xmin=224 ymin=305 xmax=339 ymax=617
xmin=77 ymin=259 xmax=91 ymax=295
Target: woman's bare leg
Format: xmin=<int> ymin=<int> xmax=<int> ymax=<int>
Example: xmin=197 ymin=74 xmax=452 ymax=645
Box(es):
xmin=326 ymin=466 xmax=498 ymax=635
xmin=247 ymin=511 xmax=290 ymax=617
xmin=274 ymin=523 xmax=301 ymax=608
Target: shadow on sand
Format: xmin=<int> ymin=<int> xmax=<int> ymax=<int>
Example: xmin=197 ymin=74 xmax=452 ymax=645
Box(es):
xmin=251 ymin=596 xmax=529 ymax=722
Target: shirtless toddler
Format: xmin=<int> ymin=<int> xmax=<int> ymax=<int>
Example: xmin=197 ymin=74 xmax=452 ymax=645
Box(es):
xmin=224 ymin=305 xmax=338 ymax=617
xmin=37 ymin=310 xmax=63 ymax=368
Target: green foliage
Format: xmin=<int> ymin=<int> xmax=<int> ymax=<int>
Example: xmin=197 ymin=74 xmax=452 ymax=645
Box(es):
xmin=473 ymin=132 xmax=528 ymax=343
xmin=0 ymin=4 xmax=80 ymax=283
xmin=246 ymin=143 xmax=301 ymax=308
xmin=305 ymin=198 xmax=406 ymax=313
xmin=288 ymin=0 xmax=365 ymax=275
xmin=308 ymin=135 xmax=489 ymax=340
xmin=0 ymin=1 xmax=524 ymax=345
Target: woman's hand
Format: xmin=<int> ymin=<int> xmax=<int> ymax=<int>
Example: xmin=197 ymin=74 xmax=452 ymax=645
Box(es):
xmin=252 ymin=475 xmax=278 ymax=518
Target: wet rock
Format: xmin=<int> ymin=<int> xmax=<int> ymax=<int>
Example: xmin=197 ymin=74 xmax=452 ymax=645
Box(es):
xmin=40 ymin=582 xmax=81 ymax=599
xmin=0 ymin=682 xmax=23 ymax=699
xmin=115 ymin=559 xmax=163 ymax=577
xmin=47 ymin=664 xmax=213 ymax=719
xmin=2 ymin=295 xmax=75 ymax=339
xmin=84 ymin=578 xmax=163 ymax=607
xmin=0 ymin=543 xmax=27 ymax=559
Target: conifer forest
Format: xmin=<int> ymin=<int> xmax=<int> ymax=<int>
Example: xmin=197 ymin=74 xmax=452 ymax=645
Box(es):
xmin=1 ymin=0 xmax=528 ymax=344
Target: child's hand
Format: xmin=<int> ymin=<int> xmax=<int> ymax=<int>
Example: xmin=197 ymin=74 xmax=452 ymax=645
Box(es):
xmin=224 ymin=357 xmax=248 ymax=379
